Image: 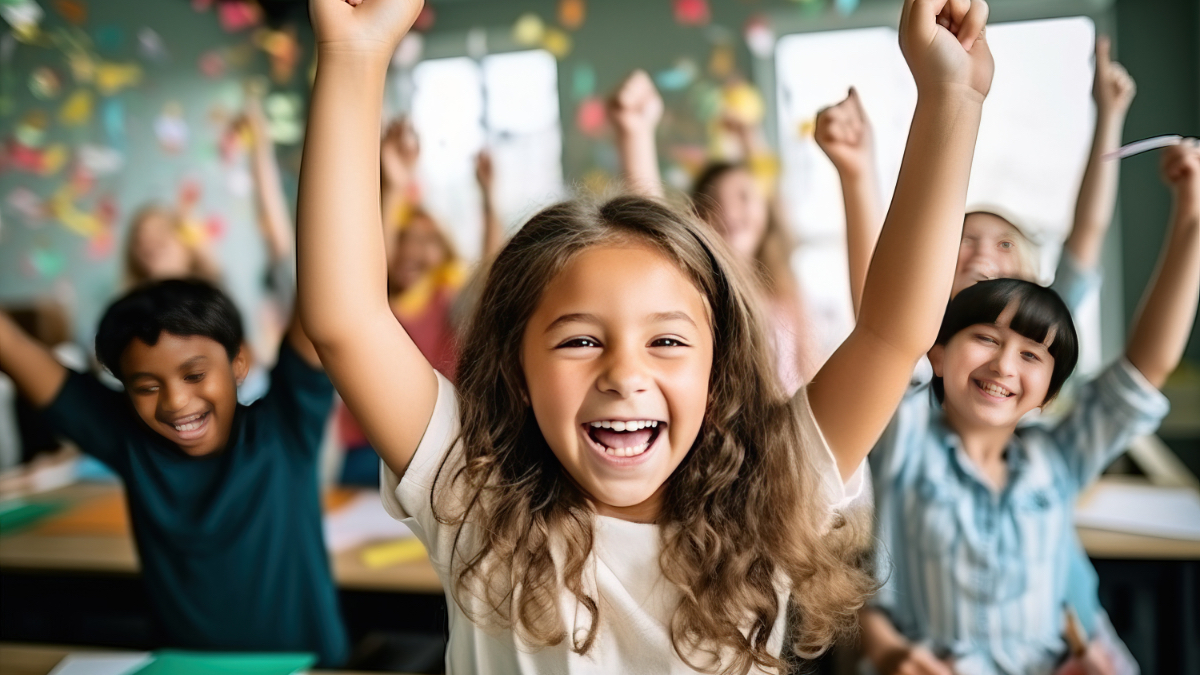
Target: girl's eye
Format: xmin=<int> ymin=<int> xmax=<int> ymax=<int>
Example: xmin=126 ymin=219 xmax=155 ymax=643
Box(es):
xmin=999 ymin=241 xmax=1014 ymax=250
xmin=975 ymin=334 xmax=997 ymax=344
xmin=1022 ymin=351 xmax=1040 ymax=361
xmin=557 ymin=337 xmax=600 ymax=349
xmin=135 ymin=386 xmax=158 ymax=395
xmin=650 ymin=337 xmax=688 ymax=348
xmin=184 ymin=372 xmax=206 ymax=383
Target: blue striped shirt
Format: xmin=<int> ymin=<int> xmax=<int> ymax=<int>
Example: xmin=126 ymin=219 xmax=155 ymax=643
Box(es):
xmin=869 ymin=358 xmax=1169 ymax=674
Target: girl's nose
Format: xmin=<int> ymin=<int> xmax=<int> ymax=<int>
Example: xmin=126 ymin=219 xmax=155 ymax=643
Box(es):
xmin=989 ymin=345 xmax=1019 ymax=376
xmin=161 ymin=383 xmax=188 ymax=412
xmin=597 ymin=347 xmax=649 ymax=398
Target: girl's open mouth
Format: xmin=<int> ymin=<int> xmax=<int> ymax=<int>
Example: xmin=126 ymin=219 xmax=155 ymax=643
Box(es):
xmin=583 ymin=420 xmax=664 ymax=459
xmin=973 ymin=379 xmax=1014 ymax=399
xmin=168 ymin=411 xmax=211 ymax=441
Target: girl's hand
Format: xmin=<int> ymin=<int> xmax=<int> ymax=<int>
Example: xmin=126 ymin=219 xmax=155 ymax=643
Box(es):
xmin=1054 ymin=642 xmax=1116 ymax=675
xmin=309 ymin=0 xmax=423 ymax=58
xmin=1092 ymin=36 xmax=1136 ymax=117
xmin=815 ymin=87 xmax=874 ymax=178
xmin=899 ymin=0 xmax=993 ymax=100
xmin=1161 ymin=138 xmax=1200 ymax=213
xmin=608 ymin=69 xmax=664 ymax=139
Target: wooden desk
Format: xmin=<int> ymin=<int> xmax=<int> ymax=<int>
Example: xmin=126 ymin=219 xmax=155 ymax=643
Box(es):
xmin=0 ymin=484 xmax=442 ymax=594
xmin=1075 ymin=477 xmax=1200 ymax=560
xmin=0 ymin=643 xmax=403 ymax=675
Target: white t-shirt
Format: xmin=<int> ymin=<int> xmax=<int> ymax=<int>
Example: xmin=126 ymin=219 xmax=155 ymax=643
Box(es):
xmin=381 ymin=372 xmax=865 ymax=674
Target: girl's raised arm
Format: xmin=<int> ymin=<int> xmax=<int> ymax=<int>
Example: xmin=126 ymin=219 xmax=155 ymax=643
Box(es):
xmin=1124 ymin=141 xmax=1200 ymax=389
xmin=298 ymin=0 xmax=433 ymax=477
xmin=808 ymin=0 xmax=993 ymax=481
xmin=609 ymin=70 xmax=665 ymax=199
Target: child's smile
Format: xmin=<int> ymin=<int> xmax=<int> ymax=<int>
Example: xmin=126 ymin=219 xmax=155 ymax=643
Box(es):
xmin=521 ymin=242 xmax=713 ymax=522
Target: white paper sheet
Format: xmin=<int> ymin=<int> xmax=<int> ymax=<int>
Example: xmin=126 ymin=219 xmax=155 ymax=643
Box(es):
xmin=1075 ymin=483 xmax=1200 ymax=541
xmin=322 ymin=491 xmax=413 ymax=553
xmin=48 ymin=653 xmax=153 ymax=675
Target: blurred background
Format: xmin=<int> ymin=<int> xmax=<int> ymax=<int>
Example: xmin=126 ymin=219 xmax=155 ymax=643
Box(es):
xmin=0 ymin=0 xmax=1196 ymax=673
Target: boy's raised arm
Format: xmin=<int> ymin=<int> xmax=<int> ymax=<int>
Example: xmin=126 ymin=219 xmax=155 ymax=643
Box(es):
xmin=298 ymin=0 xmax=433 ymax=476
xmin=0 ymin=311 xmax=68 ymax=409
xmin=1063 ymin=36 xmax=1135 ymax=271
xmin=808 ymin=0 xmax=993 ymax=481
xmin=1124 ymin=140 xmax=1200 ymax=389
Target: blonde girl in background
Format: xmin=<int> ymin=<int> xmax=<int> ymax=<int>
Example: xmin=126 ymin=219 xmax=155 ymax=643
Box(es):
xmin=610 ymin=71 xmax=821 ymax=392
xmin=299 ymin=0 xmax=994 ymax=673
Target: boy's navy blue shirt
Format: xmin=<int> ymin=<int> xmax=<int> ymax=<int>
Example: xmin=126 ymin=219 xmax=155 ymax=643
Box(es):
xmin=42 ymin=342 xmax=348 ymax=666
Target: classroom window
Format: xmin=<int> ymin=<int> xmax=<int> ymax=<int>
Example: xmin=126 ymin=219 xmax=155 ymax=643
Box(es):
xmin=409 ymin=50 xmax=565 ymax=262
xmin=774 ymin=17 xmax=1101 ymax=371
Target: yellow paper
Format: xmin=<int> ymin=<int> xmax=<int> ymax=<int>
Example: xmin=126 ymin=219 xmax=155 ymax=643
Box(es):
xmin=542 ymin=28 xmax=572 ymax=59
xmin=59 ymin=89 xmax=93 ymax=126
xmin=40 ymin=144 xmax=67 ymax=175
xmin=361 ymin=538 xmax=427 ymax=569
xmin=95 ymin=62 xmax=143 ymax=96
xmin=512 ymin=13 xmax=545 ymax=47
xmin=51 ymin=184 xmax=101 ymax=236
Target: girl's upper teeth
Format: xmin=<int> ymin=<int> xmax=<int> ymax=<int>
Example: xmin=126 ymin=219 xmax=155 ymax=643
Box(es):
xmin=981 ymin=382 xmax=1012 ymax=396
xmin=589 ymin=420 xmax=658 ymax=431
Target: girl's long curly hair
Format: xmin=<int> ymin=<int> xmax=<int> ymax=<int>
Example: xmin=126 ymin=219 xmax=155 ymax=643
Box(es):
xmin=434 ymin=195 xmax=874 ymax=674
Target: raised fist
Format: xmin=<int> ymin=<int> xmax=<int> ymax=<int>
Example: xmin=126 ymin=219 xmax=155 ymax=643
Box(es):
xmin=815 ymin=87 xmax=874 ymax=178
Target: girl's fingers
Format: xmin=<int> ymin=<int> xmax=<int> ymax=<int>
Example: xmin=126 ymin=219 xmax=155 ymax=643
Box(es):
xmin=957 ymin=0 xmax=989 ymax=51
xmin=1096 ymin=35 xmax=1111 ymax=62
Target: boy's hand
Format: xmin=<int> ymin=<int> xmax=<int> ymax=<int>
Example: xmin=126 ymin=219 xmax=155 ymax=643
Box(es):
xmin=1162 ymin=139 xmax=1200 ymax=215
xmin=309 ymin=0 xmax=423 ymax=58
xmin=878 ymin=645 xmax=955 ymax=675
xmin=608 ymin=69 xmax=663 ymax=139
xmin=1092 ymin=36 xmax=1135 ymax=117
xmin=899 ymin=0 xmax=993 ymax=100
xmin=815 ymin=87 xmax=874 ymax=178
xmin=1054 ymin=642 xmax=1115 ymax=675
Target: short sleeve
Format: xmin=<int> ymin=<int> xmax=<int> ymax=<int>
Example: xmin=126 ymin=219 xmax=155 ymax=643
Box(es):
xmin=1050 ymin=249 xmax=1101 ymax=315
xmin=258 ymin=341 xmax=335 ymax=457
xmin=1048 ymin=358 xmax=1170 ymax=490
xmin=380 ymin=371 xmax=461 ymax=551
xmin=868 ymin=384 xmax=935 ymax=484
xmin=39 ymin=370 xmax=133 ymax=473
xmin=792 ymin=386 xmax=865 ymax=515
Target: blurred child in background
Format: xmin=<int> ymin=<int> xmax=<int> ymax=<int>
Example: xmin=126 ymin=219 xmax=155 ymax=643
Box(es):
xmin=611 ymin=70 xmax=821 ymax=392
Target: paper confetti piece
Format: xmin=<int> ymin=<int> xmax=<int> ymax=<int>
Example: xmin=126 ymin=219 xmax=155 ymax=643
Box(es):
xmin=137 ymin=27 xmax=168 ymax=62
xmin=361 ymin=538 xmax=426 ymax=569
xmin=198 ymin=50 xmax=225 ymax=78
xmin=265 ymin=92 xmax=304 ymax=144
xmin=94 ymin=24 xmax=125 ymax=53
xmin=78 ymin=143 xmax=123 ymax=174
xmin=225 ymin=165 xmax=251 ymax=196
xmin=744 ymin=15 xmax=774 ymax=59
xmin=58 ymin=88 xmax=92 ymax=126
xmin=155 ymin=103 xmax=189 ymax=153
xmin=542 ymin=28 xmax=572 ymax=59
xmin=571 ymin=62 xmax=595 ymax=101
xmin=723 ymin=81 xmax=765 ymax=125
xmin=1104 ymin=134 xmax=1183 ymax=160
xmin=102 ymin=98 xmax=126 ymax=149
xmin=708 ymin=43 xmax=735 ymax=78
xmin=654 ymin=59 xmax=697 ymax=92
xmin=576 ymin=96 xmax=606 ymax=138
xmin=0 ymin=0 xmax=44 ymax=40
xmin=834 ymin=0 xmax=860 ymax=17
xmin=512 ymin=13 xmax=545 ymax=47
xmin=66 ymin=50 xmax=94 ymax=83
xmin=413 ymin=4 xmax=436 ymax=31
xmin=28 ymin=66 xmax=61 ymax=99
xmin=14 ymin=110 xmax=48 ymax=147
xmin=52 ymin=0 xmax=84 ymax=24
xmin=95 ymin=62 xmax=142 ymax=95
xmin=674 ymin=0 xmax=710 ymax=27
xmin=559 ymin=0 xmax=585 ymax=30
xmin=217 ymin=0 xmax=259 ymax=32
xmin=50 ymin=183 xmax=100 ymax=237
xmin=7 ymin=187 xmax=46 ymax=222
xmin=258 ymin=27 xmax=301 ymax=83
xmin=30 ymin=247 xmax=67 ymax=278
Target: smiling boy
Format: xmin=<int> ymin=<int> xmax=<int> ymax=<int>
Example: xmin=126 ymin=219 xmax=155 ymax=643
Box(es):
xmin=0 ymin=279 xmax=347 ymax=666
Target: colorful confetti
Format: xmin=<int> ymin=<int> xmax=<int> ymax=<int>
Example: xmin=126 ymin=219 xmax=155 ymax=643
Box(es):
xmin=94 ymin=62 xmax=142 ymax=95
xmin=28 ymin=66 xmax=61 ymax=99
xmin=77 ymin=143 xmax=123 ymax=175
xmin=1 ymin=0 xmax=44 ymax=42
xmin=576 ymin=96 xmax=606 ymax=138
xmin=58 ymin=88 xmax=92 ymax=125
xmin=413 ymin=4 xmax=436 ymax=32
xmin=673 ymin=0 xmax=710 ymax=27
xmin=744 ymin=15 xmax=774 ymax=59
xmin=155 ymin=102 xmax=189 ymax=153
xmin=559 ymin=0 xmax=586 ymax=30
xmin=654 ymin=59 xmax=697 ymax=92
xmin=265 ymin=92 xmax=303 ymax=144
xmin=198 ymin=50 xmax=225 ymax=78
xmin=571 ymin=62 xmax=595 ymax=101
xmin=51 ymin=0 xmax=83 ymax=24
xmin=137 ymin=27 xmax=168 ymax=62
xmin=217 ymin=0 xmax=260 ymax=32
xmin=512 ymin=13 xmax=545 ymax=47
xmin=542 ymin=28 xmax=572 ymax=59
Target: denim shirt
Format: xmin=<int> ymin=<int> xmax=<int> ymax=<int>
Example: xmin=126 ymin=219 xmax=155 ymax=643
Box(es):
xmin=869 ymin=359 xmax=1168 ymax=675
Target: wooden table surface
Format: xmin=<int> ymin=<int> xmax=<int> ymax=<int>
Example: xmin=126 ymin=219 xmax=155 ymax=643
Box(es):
xmin=0 ymin=643 xmax=403 ymax=675
xmin=0 ymin=483 xmax=443 ymax=593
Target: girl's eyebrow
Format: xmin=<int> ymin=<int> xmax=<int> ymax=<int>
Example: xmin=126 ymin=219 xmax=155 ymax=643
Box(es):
xmin=544 ymin=311 xmax=698 ymax=333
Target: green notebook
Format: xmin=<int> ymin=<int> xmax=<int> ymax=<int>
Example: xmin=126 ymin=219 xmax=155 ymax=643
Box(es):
xmin=0 ymin=500 xmax=63 ymax=534
xmin=129 ymin=651 xmax=317 ymax=675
